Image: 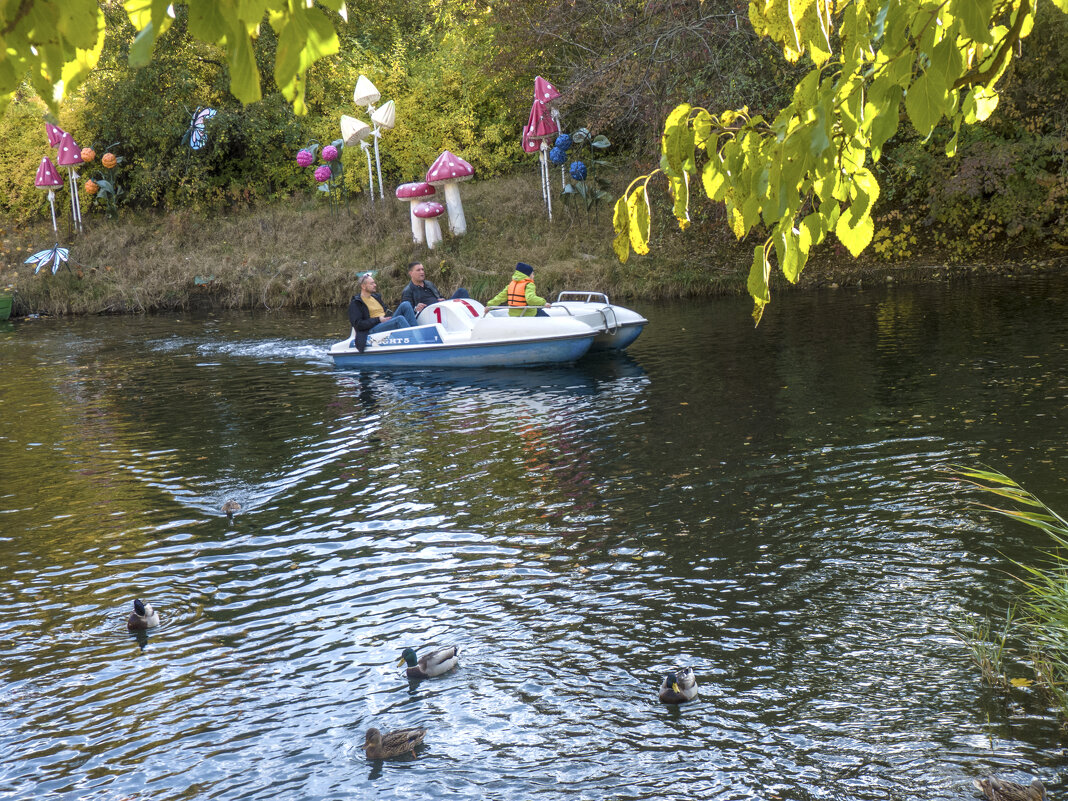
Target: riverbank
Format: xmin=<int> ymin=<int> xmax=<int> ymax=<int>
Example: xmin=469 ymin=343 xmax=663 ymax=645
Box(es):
xmin=2 ymin=171 xmax=1066 ymax=317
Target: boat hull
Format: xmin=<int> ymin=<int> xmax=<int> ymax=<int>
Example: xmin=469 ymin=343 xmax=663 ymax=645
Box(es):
xmin=330 ymin=332 xmax=595 ymax=369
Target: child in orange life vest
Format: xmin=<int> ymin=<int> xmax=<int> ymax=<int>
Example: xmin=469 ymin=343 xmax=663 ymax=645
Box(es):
xmin=487 ymin=262 xmax=551 ymax=317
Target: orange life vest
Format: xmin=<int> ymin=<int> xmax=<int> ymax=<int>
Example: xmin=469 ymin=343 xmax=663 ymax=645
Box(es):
xmin=506 ymin=279 xmax=531 ymax=307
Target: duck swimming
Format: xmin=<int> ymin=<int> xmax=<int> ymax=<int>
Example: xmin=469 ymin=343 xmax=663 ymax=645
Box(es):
xmin=973 ymin=776 xmax=1046 ymax=801
xmin=399 ymin=646 xmax=459 ymax=679
xmin=127 ymin=599 xmax=160 ymax=631
xmin=221 ymin=500 xmax=241 ymax=518
xmin=363 ymin=726 xmax=427 ymax=760
xmin=658 ymin=667 xmax=698 ymax=704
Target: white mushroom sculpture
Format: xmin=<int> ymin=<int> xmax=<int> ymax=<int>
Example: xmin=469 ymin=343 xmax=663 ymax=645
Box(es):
xmin=415 ymin=201 xmax=446 ymax=249
xmin=396 ymin=182 xmax=436 ymax=244
xmin=425 ymin=150 xmax=474 ymax=236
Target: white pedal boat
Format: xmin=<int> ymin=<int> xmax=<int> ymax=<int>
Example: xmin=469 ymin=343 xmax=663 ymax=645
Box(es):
xmin=540 ymin=291 xmax=648 ymax=351
xmin=329 ymin=297 xmax=597 ymax=369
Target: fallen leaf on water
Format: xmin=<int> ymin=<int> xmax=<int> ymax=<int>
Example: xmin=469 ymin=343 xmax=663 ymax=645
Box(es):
xmin=1010 ymin=677 xmax=1033 ymax=688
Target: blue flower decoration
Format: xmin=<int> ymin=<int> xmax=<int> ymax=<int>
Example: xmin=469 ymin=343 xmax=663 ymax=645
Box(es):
xmin=555 ymin=133 xmax=572 ymax=151
xmin=569 ymin=161 xmax=587 ymax=181
xmin=549 ymin=146 xmax=567 ymax=165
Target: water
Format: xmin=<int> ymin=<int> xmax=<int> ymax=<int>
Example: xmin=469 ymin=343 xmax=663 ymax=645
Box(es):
xmin=1 ymin=274 xmax=1065 ymax=800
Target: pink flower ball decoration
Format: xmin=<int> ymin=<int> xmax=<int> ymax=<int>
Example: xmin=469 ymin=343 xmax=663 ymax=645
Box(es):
xmin=296 ymin=149 xmax=314 ymax=168
xmin=314 ymin=165 xmax=331 ymax=183
xmin=321 ymin=145 xmax=338 ymax=161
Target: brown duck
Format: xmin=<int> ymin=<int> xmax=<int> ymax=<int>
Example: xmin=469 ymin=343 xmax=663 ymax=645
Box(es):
xmin=973 ymin=776 xmax=1046 ymax=801
xmin=363 ymin=727 xmax=427 ymax=760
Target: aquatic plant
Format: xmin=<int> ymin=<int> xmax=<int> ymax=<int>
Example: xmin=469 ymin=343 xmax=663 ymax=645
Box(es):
xmin=953 ymin=466 xmax=1068 ymax=721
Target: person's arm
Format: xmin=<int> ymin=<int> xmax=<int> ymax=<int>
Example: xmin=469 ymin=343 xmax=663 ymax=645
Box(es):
xmin=526 ymin=282 xmax=547 ymax=307
xmin=487 ymin=286 xmax=507 ymax=306
xmin=401 ymin=283 xmax=414 ymax=307
xmin=350 ymin=298 xmax=379 ymax=331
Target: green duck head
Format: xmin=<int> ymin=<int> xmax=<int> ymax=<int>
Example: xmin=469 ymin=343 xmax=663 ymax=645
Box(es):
xmin=399 ymin=647 xmax=418 ymax=667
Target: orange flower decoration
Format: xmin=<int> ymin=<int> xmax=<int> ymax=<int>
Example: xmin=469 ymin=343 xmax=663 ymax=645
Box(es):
xmin=101 ymin=152 xmax=117 ymax=169
xmin=80 ymin=147 xmax=96 ymax=163
xmin=84 ymin=180 xmax=99 ymax=195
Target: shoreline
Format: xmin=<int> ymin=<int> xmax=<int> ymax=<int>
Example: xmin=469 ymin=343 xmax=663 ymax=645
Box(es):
xmin=3 ymin=173 xmax=1066 ymax=318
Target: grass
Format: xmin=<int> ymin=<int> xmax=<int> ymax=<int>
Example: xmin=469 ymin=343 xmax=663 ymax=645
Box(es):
xmin=0 ymin=170 xmax=756 ymax=317
xmin=952 ymin=466 xmax=1068 ymax=722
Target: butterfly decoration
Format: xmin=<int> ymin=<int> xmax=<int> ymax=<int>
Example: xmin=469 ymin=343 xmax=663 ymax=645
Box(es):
xmin=25 ymin=245 xmax=70 ymax=275
xmin=182 ymin=106 xmax=217 ymax=151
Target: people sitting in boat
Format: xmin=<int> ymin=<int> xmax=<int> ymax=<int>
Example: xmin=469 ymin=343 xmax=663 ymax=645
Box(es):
xmin=348 ymin=272 xmax=419 ymax=351
xmin=400 ymin=261 xmax=470 ymax=314
xmin=487 ymin=262 xmax=551 ymax=317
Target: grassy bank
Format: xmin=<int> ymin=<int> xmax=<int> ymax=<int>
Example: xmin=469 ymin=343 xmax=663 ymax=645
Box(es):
xmin=2 ymin=170 xmax=1066 ymax=317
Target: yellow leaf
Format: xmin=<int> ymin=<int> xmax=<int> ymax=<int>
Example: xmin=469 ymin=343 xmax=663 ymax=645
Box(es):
xmin=1009 ymin=677 xmax=1033 ymax=688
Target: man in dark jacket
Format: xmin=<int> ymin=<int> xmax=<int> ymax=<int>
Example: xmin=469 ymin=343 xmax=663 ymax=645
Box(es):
xmin=347 ymin=273 xmax=418 ymax=352
xmin=400 ymin=262 xmax=469 ymax=313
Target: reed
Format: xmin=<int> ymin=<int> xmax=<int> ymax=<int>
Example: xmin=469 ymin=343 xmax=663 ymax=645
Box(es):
xmin=952 ymin=466 xmax=1068 ymax=721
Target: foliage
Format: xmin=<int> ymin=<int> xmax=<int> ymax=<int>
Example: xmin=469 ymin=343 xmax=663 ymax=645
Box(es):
xmin=613 ymin=0 xmax=1068 ymax=324
xmin=489 ymin=0 xmax=802 ymax=157
xmin=953 ymin=466 xmax=1068 ymax=719
xmin=0 ymin=0 xmax=345 ymax=116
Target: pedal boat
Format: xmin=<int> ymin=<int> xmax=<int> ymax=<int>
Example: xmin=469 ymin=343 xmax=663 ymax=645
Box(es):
xmin=329 ymin=297 xmax=597 ymax=369
xmin=537 ymin=292 xmax=648 ymax=351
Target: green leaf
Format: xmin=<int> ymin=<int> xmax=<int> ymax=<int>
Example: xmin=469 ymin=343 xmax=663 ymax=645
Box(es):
xmin=747 ymin=243 xmax=771 ymax=325
xmin=775 ymin=228 xmax=805 ymax=284
xmin=128 ymin=21 xmax=158 ymax=68
xmin=958 ymin=0 xmax=994 ymax=44
xmin=670 ymin=173 xmax=690 ymax=231
xmin=835 ymin=195 xmax=875 ymax=257
xmin=701 ymin=158 xmax=727 ymax=201
xmin=662 ymin=104 xmax=695 ymax=177
xmin=187 ymin=0 xmax=228 ymax=42
xmin=627 ymin=185 xmax=651 ymax=256
xmin=904 ymin=66 xmax=949 ymax=137
xmin=226 ymin=23 xmax=262 ymax=105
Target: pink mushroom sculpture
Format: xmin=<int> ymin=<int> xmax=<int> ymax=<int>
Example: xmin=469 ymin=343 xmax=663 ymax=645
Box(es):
xmin=56 ymin=131 xmax=85 ymax=233
xmin=45 ymin=122 xmax=65 ymax=147
xmin=522 ymin=97 xmax=560 ymax=220
xmin=396 ymin=182 xmax=437 ymax=244
xmin=415 ymin=201 xmax=446 ymax=249
xmin=27 ymin=157 xmax=70 ymax=274
xmin=425 ymin=151 xmax=474 ymax=236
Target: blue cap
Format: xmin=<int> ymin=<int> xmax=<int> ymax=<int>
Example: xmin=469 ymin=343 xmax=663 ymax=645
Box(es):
xmin=516 ymin=262 xmax=534 ymax=276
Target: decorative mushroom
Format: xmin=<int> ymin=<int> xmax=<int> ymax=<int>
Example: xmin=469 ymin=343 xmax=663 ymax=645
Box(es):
xmin=353 ymin=75 xmax=380 ymax=108
xmin=55 ymin=131 xmax=84 ymax=233
xmin=370 ymin=99 xmax=395 ymax=130
xmin=425 ymin=150 xmax=474 ymax=236
xmin=522 ymin=98 xmax=560 ymax=219
xmin=27 ymin=157 xmax=70 ymax=274
xmin=396 ymin=182 xmax=437 ymax=244
xmin=415 ymin=201 xmax=446 ymax=249
xmin=45 ymin=122 xmax=65 ymax=148
xmin=340 ymin=115 xmax=372 ymax=146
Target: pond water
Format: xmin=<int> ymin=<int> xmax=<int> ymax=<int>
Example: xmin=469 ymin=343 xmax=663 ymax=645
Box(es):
xmin=0 ymin=274 xmax=1066 ymax=800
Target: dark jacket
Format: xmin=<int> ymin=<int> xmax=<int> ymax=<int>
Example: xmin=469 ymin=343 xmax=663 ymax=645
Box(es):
xmin=401 ymin=279 xmax=443 ymax=308
xmin=347 ymin=292 xmax=391 ymax=352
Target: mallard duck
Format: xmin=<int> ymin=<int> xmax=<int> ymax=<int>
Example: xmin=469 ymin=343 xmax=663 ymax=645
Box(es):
xmin=973 ymin=776 xmax=1046 ymax=801
xmin=221 ymin=500 xmax=241 ymax=518
xmin=127 ymin=599 xmax=160 ymax=631
xmin=658 ymin=666 xmax=698 ymax=704
xmin=363 ymin=727 xmax=427 ymax=760
xmin=399 ymin=646 xmax=459 ymax=679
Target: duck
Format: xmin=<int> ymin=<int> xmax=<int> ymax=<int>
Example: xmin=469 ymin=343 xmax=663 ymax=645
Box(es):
xmin=658 ymin=666 xmax=698 ymax=704
xmin=363 ymin=726 xmax=427 ymax=760
xmin=973 ymin=776 xmax=1046 ymax=801
xmin=399 ymin=646 xmax=459 ymax=679
xmin=126 ymin=599 xmax=160 ymax=631
xmin=221 ymin=500 xmax=241 ymax=518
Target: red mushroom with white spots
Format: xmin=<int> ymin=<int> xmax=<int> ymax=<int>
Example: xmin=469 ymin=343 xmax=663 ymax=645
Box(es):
xmin=425 ymin=150 xmax=474 ymax=236
xmin=396 ymin=182 xmax=437 ymax=244
xmin=415 ymin=201 xmax=446 ymax=249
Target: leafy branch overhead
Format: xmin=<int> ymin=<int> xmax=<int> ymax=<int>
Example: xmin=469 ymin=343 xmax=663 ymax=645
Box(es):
xmin=613 ymin=0 xmax=1068 ymax=325
xmin=0 ymin=0 xmax=346 ymax=116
